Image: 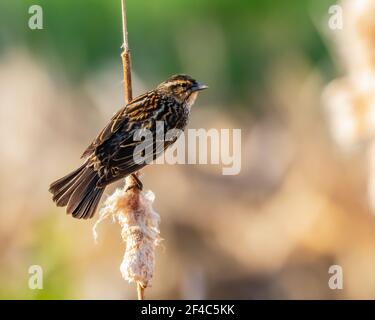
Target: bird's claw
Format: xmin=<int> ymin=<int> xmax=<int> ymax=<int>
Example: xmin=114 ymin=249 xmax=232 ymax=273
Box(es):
xmin=125 ymin=173 xmax=143 ymax=192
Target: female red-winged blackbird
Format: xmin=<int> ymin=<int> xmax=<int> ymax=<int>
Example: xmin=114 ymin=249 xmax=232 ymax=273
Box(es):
xmin=49 ymin=74 xmax=207 ymax=220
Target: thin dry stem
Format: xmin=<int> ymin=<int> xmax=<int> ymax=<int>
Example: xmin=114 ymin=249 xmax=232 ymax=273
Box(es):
xmin=121 ymin=0 xmax=133 ymax=105
xmin=121 ymin=0 xmax=139 ymax=189
xmin=120 ymin=0 xmax=147 ymax=300
xmin=137 ymin=283 xmax=145 ymax=300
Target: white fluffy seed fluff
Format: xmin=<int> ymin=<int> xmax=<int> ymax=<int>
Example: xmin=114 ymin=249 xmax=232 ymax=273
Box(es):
xmin=93 ymin=180 xmax=161 ymax=288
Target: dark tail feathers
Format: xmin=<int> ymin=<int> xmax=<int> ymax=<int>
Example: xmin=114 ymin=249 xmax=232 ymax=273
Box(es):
xmin=49 ymin=164 xmax=104 ymax=219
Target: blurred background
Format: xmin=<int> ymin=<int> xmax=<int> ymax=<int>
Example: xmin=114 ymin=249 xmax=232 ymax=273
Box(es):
xmin=2 ymin=0 xmax=375 ymax=299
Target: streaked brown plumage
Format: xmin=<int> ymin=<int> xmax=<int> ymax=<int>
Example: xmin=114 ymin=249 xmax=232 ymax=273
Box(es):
xmin=49 ymin=74 xmax=207 ymax=219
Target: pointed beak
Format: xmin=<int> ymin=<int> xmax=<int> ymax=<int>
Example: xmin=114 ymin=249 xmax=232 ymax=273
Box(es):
xmin=192 ymin=83 xmax=209 ymax=92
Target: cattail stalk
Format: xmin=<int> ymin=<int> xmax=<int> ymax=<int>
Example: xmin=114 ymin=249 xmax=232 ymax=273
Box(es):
xmin=93 ymin=0 xmax=161 ymax=300
xmin=121 ymin=0 xmax=132 ymax=104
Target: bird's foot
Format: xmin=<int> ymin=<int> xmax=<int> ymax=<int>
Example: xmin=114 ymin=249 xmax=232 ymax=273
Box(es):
xmin=125 ymin=173 xmax=143 ymax=192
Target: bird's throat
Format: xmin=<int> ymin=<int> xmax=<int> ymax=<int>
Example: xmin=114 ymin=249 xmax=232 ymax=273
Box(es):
xmin=186 ymin=92 xmax=198 ymax=110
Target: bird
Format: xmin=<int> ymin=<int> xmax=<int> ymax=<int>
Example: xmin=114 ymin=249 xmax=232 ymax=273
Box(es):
xmin=49 ymin=74 xmax=208 ymax=220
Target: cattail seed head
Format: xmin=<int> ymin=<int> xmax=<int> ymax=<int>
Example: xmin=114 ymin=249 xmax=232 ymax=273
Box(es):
xmin=93 ymin=180 xmax=161 ymax=288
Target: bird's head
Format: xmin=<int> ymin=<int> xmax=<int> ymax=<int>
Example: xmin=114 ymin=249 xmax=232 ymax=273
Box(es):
xmin=157 ymin=74 xmax=208 ymax=106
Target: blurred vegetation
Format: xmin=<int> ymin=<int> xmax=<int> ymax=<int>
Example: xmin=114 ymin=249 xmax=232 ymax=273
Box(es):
xmin=6 ymin=0 xmax=373 ymax=300
xmin=0 ymin=0 xmax=335 ymax=108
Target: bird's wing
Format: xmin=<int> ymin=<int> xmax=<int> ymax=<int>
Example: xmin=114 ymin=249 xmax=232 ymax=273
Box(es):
xmin=87 ymin=92 xmax=169 ymax=186
xmin=81 ymin=92 xmax=152 ymax=158
xmin=94 ymin=115 xmax=166 ymax=187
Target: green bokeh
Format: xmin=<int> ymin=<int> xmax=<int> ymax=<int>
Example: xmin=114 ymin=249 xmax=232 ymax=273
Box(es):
xmin=0 ymin=0 xmax=336 ymax=108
